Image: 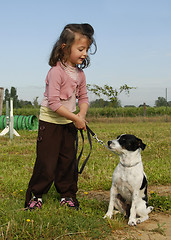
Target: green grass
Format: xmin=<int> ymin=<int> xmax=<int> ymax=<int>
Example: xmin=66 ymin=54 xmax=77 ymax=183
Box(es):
xmin=149 ymin=192 xmax=171 ymax=212
xmin=0 ymin=119 xmax=171 ymax=239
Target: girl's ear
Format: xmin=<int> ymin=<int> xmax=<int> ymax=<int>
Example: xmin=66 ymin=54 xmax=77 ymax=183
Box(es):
xmin=61 ymin=43 xmax=66 ymax=49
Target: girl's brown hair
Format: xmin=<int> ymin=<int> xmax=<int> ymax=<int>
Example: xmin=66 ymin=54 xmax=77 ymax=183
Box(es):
xmin=49 ymin=23 xmax=97 ymax=69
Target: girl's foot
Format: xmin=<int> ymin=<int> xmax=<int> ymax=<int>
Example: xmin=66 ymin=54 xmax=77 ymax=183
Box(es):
xmin=26 ymin=198 xmax=42 ymax=210
xmin=60 ymin=197 xmax=79 ymax=210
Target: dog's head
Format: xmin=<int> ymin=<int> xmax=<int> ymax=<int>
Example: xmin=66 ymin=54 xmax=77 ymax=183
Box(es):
xmin=108 ymin=134 xmax=146 ymax=153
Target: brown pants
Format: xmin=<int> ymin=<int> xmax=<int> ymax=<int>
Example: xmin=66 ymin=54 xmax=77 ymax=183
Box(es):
xmin=25 ymin=120 xmax=78 ymax=207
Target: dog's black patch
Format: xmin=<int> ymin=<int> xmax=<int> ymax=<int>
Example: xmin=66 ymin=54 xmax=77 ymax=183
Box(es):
xmin=140 ymin=175 xmax=147 ymax=190
xmin=140 ymin=175 xmax=148 ymax=206
xmin=117 ymin=134 xmax=146 ymax=151
xmin=142 ymin=193 xmax=148 ymax=207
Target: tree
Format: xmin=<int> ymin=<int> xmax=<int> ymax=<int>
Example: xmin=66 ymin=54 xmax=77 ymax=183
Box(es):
xmin=87 ymin=84 xmax=135 ymax=107
xmin=4 ymin=87 xmax=18 ymax=107
xmin=10 ymin=87 xmax=18 ymax=108
xmin=3 ymin=87 xmax=33 ymax=108
xmin=155 ymin=97 xmax=167 ymax=107
xmin=4 ymin=88 xmax=10 ymax=103
xmin=33 ymin=97 xmax=39 ymax=108
xmin=17 ymin=100 xmax=33 ymax=108
xmin=90 ymin=98 xmax=121 ymax=108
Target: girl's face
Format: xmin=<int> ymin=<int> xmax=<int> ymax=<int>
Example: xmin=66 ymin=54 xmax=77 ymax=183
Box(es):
xmin=66 ymin=33 xmax=90 ymax=67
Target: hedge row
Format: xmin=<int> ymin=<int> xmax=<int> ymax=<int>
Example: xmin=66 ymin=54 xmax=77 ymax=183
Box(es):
xmin=87 ymin=106 xmax=171 ymax=117
xmin=2 ymin=106 xmax=170 ymax=118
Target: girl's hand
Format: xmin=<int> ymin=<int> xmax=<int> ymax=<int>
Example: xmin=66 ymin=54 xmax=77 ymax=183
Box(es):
xmin=55 ymin=105 xmax=87 ymax=130
xmin=74 ymin=116 xmax=87 ymax=131
xmin=77 ymin=112 xmax=87 ymax=120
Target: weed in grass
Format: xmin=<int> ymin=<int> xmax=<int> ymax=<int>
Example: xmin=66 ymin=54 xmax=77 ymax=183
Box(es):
xmin=149 ymin=191 xmax=171 ymax=213
xmin=150 ymin=222 xmax=166 ymax=236
xmin=106 ymin=214 xmax=126 ymax=232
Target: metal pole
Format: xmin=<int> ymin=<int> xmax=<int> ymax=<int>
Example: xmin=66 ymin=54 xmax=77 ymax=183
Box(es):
xmin=9 ymin=98 xmax=13 ymax=139
xmin=0 ymin=98 xmax=20 ymax=137
xmin=6 ymin=101 xmax=9 ymax=127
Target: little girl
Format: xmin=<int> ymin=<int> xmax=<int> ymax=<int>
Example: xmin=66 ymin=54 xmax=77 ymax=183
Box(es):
xmin=25 ymin=23 xmax=96 ymax=210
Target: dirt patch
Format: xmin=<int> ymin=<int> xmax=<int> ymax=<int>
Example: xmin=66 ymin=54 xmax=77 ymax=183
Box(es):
xmin=106 ymin=213 xmax=171 ymax=240
xmin=80 ymin=184 xmax=171 ymax=202
xmin=80 ymin=185 xmax=171 ymax=239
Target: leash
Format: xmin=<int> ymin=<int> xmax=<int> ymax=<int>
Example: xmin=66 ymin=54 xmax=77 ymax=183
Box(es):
xmin=76 ymin=125 xmax=119 ymax=174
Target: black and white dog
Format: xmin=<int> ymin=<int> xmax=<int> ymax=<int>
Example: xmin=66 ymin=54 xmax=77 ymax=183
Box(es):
xmin=104 ymin=134 xmax=153 ymax=226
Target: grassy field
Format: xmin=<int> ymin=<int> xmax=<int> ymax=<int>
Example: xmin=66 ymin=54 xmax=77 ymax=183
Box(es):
xmin=0 ymin=118 xmax=171 ymax=239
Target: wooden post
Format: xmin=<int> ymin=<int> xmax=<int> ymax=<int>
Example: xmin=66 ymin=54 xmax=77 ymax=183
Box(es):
xmin=0 ymin=87 xmax=4 ymax=115
xmin=143 ymin=103 xmax=146 ymax=117
xmin=166 ymin=88 xmax=168 ymax=122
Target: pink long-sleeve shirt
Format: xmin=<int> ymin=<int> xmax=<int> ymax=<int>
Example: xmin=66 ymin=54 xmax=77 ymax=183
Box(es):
xmin=41 ymin=61 xmax=89 ymax=112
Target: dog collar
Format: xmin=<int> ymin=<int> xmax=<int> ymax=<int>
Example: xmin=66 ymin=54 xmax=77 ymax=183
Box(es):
xmin=120 ymin=161 xmax=140 ymax=168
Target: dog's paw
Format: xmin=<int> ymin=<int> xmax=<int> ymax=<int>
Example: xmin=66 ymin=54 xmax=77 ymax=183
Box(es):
xmin=128 ymin=219 xmax=137 ymax=226
xmin=136 ymin=215 xmax=149 ymax=224
xmin=148 ymin=206 xmax=154 ymax=212
xmin=104 ymin=212 xmax=113 ymax=219
xmin=136 ymin=218 xmax=141 ymax=224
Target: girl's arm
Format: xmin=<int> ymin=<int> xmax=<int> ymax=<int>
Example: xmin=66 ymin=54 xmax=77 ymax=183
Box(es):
xmin=77 ymin=102 xmax=89 ymax=120
xmin=56 ymin=105 xmax=87 ymax=130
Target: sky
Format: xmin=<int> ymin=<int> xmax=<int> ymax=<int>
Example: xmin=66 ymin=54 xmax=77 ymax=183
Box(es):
xmin=0 ymin=0 xmax=171 ymax=106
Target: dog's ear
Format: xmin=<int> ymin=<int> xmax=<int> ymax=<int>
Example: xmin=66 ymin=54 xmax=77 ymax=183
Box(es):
xmin=137 ymin=138 xmax=146 ymax=150
xmin=140 ymin=142 xmax=146 ymax=150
